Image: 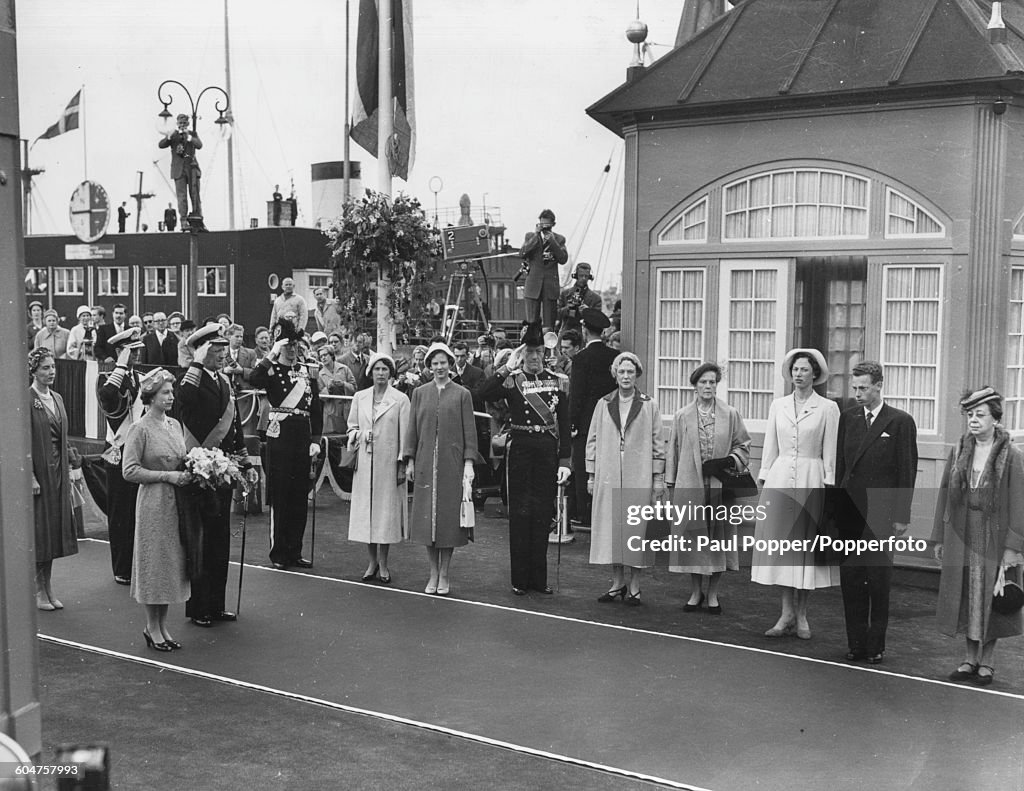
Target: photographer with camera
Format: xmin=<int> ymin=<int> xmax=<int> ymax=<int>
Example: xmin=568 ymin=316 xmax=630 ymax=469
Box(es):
xmin=557 ymin=262 xmax=603 ymax=333
xmin=158 ymin=113 xmax=204 ymax=231
xmin=519 ymin=209 xmax=568 ymax=331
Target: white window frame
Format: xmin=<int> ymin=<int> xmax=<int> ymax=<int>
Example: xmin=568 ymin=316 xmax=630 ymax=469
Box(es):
xmin=25 ymin=267 xmax=49 ymax=296
xmin=722 ymin=169 xmax=870 ymax=242
xmin=657 ymin=197 xmax=708 ymax=245
xmin=653 ymin=267 xmax=706 ymax=417
xmin=884 ymin=187 xmax=945 ymax=239
xmin=143 ymin=266 xmax=178 ymax=296
xmin=97 ymin=267 xmax=129 ymax=297
xmin=53 ymin=267 xmax=84 ymax=296
xmin=197 ymin=266 xmax=228 ymax=297
xmin=1006 ymin=266 xmax=1024 ymax=432
xmin=715 ymin=259 xmax=793 ymax=432
xmin=880 ymin=264 xmax=943 ymax=434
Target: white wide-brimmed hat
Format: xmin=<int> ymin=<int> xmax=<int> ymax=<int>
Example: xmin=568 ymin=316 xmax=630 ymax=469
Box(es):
xmin=424 ymin=341 xmax=455 ymax=367
xmin=780 ymin=348 xmax=829 ymax=386
xmin=365 ymin=351 xmax=397 ymax=378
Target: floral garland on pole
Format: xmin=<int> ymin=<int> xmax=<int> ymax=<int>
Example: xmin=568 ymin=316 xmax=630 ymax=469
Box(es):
xmin=327 ymin=190 xmax=441 ymax=339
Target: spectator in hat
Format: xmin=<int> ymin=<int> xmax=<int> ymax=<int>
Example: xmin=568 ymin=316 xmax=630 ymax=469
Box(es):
xmin=142 ymin=311 xmax=179 ymax=366
xmin=519 ymin=209 xmax=568 ymax=330
xmin=403 ymin=341 xmax=478 ymax=595
xmin=96 ymin=303 xmax=128 ymax=362
xmin=177 ymin=320 xmax=198 ymax=367
xmin=66 ymin=305 xmax=96 ymax=361
xmin=254 ymin=326 xmax=272 ymax=361
xmin=216 ymin=313 xmax=232 ymax=332
xmin=752 ymin=348 xmax=840 ymax=641
xmin=568 ymin=307 xmax=616 ymax=529
xmin=27 ymin=300 xmax=45 ymax=347
xmin=317 ymin=346 xmax=356 ymax=433
xmin=167 ymin=312 xmax=184 ymax=337
xmin=309 ymin=331 xmax=329 ymax=353
xmin=557 ymin=262 xmax=603 ymax=333
xmin=34 ymin=309 xmax=70 ymax=359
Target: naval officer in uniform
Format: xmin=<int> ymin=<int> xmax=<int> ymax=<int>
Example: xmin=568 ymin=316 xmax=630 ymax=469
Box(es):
xmin=479 ymin=321 xmax=571 ymax=595
xmin=178 ymin=323 xmax=247 ymax=626
xmin=97 ymin=327 xmax=146 ymax=585
xmin=249 ymin=319 xmax=322 ymax=569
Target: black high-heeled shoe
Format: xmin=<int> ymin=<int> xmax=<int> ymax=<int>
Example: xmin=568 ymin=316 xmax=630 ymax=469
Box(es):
xmin=142 ymin=630 xmax=173 ymax=653
xmin=361 ymin=567 xmax=380 ymax=582
xmin=163 ymin=638 xmax=182 ymax=650
xmin=625 ymin=590 xmax=643 ymax=607
xmin=683 ymin=593 xmax=705 ymax=612
xmin=597 ymin=585 xmax=627 ymax=603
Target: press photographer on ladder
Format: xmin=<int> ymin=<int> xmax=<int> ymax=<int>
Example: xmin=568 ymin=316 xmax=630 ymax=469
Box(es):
xmin=518 ymin=209 xmax=568 ymax=331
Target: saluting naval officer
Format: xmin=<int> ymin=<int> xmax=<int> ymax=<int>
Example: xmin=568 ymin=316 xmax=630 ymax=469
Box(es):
xmin=249 ymin=319 xmax=322 ymax=569
xmin=178 ymin=323 xmax=247 ymax=627
xmin=479 ymin=320 xmax=571 ymax=595
xmin=97 ymin=327 xmax=146 ymax=585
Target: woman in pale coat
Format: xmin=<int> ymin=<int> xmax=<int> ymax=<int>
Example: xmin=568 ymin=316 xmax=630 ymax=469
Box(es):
xmin=752 ymin=348 xmax=839 ymax=640
xmin=587 ymin=352 xmax=665 ymax=605
xmin=932 ymin=387 xmax=1024 ymax=685
xmin=665 ymin=362 xmax=751 ymax=614
xmin=403 ymin=342 xmax=478 ymax=596
xmin=348 ymin=352 xmax=410 ymax=584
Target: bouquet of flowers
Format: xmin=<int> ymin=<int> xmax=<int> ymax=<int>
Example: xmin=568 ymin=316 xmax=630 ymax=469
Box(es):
xmin=183 ymin=447 xmax=254 ymax=493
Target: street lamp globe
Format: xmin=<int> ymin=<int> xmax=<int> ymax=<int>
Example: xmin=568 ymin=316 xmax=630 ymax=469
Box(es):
xmin=156 ymin=106 xmax=175 ymax=136
xmin=216 ymin=111 xmax=233 ymax=142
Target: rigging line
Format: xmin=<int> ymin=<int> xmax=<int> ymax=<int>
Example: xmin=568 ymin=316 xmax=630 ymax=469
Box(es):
xmin=594 ymin=149 xmax=624 ymax=281
xmin=243 ymin=35 xmax=293 ymax=183
xmin=564 ymin=149 xmax=614 ymax=252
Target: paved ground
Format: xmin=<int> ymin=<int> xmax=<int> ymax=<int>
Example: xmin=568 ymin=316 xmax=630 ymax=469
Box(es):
xmin=27 ymin=491 xmax=1024 ymax=790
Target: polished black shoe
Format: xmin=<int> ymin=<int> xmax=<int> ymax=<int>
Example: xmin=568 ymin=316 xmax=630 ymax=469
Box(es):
xmin=512 ymin=587 xmax=527 ymax=596
xmin=846 ymin=651 xmax=867 ymax=663
xmin=682 ymin=593 xmax=705 ymax=613
xmin=361 ymin=567 xmax=380 ymax=582
xmin=377 ymin=571 xmax=392 ymax=584
xmin=271 ymin=561 xmax=287 ymax=570
xmin=706 ymin=603 xmax=722 ymax=615
xmin=114 ymin=576 xmax=131 ymax=586
xmin=533 ymin=586 xmax=554 ymax=595
xmin=143 ymin=630 xmax=173 ymax=652
xmin=597 ymin=585 xmax=627 ymax=603
xmin=211 ymin=611 xmax=236 ymax=622
xmin=190 ymin=617 xmax=213 ymax=628
xmin=974 ymin=665 xmax=995 ymax=686
xmin=867 ymin=653 xmax=884 ymax=665
xmin=293 ymin=557 xmax=313 ymax=569
xmin=164 ymin=638 xmax=182 ymax=650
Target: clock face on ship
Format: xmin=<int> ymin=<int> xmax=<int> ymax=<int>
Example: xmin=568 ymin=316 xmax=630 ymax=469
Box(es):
xmin=69 ymin=180 xmax=110 ymax=243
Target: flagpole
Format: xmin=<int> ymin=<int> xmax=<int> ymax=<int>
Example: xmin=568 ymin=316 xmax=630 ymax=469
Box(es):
xmin=81 ymin=84 xmax=87 ymax=180
xmin=343 ymin=0 xmax=351 ymax=203
xmin=377 ymin=0 xmax=394 ymax=355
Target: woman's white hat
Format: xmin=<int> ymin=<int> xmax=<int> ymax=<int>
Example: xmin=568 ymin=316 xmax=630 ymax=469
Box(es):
xmin=780 ymin=348 xmax=829 ymax=386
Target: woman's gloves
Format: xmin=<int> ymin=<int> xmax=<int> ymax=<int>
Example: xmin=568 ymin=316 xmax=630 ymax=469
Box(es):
xmin=701 ymin=456 xmax=735 ymax=478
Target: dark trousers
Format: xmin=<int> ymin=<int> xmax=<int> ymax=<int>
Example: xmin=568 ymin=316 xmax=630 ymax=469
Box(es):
xmin=266 ymin=421 xmax=311 ymax=564
xmin=186 ymin=487 xmax=233 ymax=618
xmin=507 ymin=433 xmax=557 ymax=590
xmin=523 ymin=297 xmax=556 ymax=329
xmin=840 ymin=553 xmax=893 ymax=656
xmin=106 ymin=460 xmax=138 ymax=579
xmin=571 ymin=432 xmax=591 ymax=526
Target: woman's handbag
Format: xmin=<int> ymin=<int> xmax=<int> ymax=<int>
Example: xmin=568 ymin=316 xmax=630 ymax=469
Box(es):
xmin=712 ymin=465 xmax=759 ymax=504
xmin=460 ymin=482 xmax=476 ymax=541
xmin=339 ymin=444 xmax=359 ymax=471
xmin=992 ymin=565 xmax=1024 ymax=615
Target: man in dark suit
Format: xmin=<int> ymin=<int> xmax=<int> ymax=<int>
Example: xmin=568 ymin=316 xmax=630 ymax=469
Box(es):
xmin=95 ymin=303 xmax=128 ymax=362
xmin=223 ymin=323 xmax=257 ymax=390
xmin=141 ymin=311 xmax=179 ymax=366
xmin=451 ymin=341 xmax=484 ymax=392
xmin=568 ymin=308 xmax=616 ymax=529
xmin=835 ymin=360 xmax=918 ymax=665
xmin=158 ymin=113 xmax=204 ymax=230
xmin=519 ymin=209 xmax=568 ymax=330
xmin=177 ymin=323 xmax=247 ymax=627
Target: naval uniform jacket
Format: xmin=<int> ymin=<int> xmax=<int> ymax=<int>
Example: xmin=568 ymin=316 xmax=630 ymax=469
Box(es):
xmin=478 ymin=367 xmax=571 ymax=465
xmin=97 ymin=364 xmax=142 ymax=578
xmin=249 ymin=358 xmax=323 ymax=442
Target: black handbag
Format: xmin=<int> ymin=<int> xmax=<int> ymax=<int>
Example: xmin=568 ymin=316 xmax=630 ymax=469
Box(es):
xmin=712 ymin=466 xmax=759 ymax=502
xmin=992 ymin=566 xmax=1024 ymax=615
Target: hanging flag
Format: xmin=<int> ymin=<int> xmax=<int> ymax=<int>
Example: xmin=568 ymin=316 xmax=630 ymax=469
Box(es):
xmin=350 ymin=0 xmax=416 ymax=181
xmin=37 ymin=90 xmax=82 ymax=141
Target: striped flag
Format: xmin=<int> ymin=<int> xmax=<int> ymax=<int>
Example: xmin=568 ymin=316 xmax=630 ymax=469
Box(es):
xmin=351 ymin=0 xmax=416 ymax=181
xmin=37 ymin=90 xmax=82 ymax=141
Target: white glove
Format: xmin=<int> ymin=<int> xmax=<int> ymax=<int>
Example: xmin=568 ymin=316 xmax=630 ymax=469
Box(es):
xmin=194 ymin=341 xmax=213 ymax=364
xmin=463 ymin=460 xmax=475 ymax=485
xmin=556 ymin=466 xmax=571 ymax=485
xmin=309 ymin=442 xmax=320 ymax=457
xmin=115 ymin=346 xmax=133 ymax=368
xmin=270 ymin=338 xmax=289 ymax=358
xmin=406 ymin=459 xmax=415 ymax=482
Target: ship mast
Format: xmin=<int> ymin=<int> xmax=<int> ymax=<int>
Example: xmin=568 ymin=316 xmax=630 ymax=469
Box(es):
xmin=224 ymin=0 xmax=236 ymax=229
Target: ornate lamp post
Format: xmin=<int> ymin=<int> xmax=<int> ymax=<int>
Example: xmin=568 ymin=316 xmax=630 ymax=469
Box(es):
xmin=155 ymin=80 xmax=231 ymax=321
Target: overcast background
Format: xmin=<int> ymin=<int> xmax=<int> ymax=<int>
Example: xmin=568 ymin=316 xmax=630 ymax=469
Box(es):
xmin=16 ymin=1 xmax=685 ymax=290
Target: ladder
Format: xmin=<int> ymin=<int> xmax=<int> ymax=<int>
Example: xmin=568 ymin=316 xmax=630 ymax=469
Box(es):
xmin=442 ymin=264 xmax=491 ymax=345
